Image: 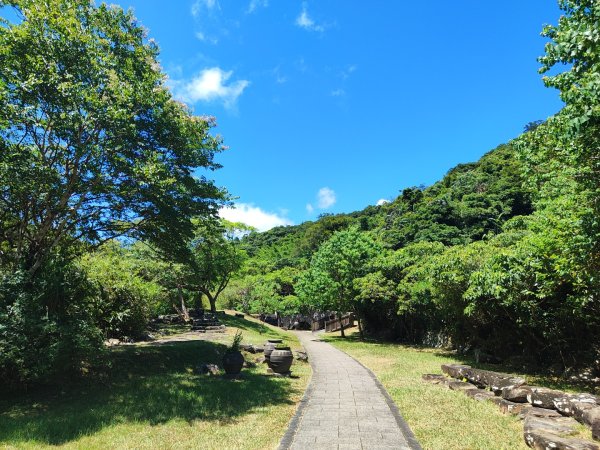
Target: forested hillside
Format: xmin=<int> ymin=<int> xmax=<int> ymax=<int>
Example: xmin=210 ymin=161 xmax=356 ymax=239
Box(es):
xmin=225 ymin=0 xmax=600 ymax=369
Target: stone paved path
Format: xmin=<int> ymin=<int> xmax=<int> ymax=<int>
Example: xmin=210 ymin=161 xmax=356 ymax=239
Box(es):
xmin=278 ymin=331 xmax=421 ymax=450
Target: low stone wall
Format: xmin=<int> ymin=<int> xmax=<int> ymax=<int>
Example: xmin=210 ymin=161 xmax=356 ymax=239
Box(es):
xmin=423 ymin=364 xmax=600 ymax=449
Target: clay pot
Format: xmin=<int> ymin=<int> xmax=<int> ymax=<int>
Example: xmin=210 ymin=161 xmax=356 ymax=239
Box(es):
xmin=268 ymin=347 xmax=294 ymax=374
xmin=223 ymin=351 xmax=244 ymax=375
xmin=263 ymin=339 xmax=283 ymax=361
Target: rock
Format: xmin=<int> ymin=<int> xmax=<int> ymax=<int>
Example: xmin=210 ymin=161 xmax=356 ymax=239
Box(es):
xmin=196 ymin=363 xmax=220 ymax=375
xmin=441 ymin=363 xmax=470 ymax=379
xmin=422 ymin=374 xmax=448 ymax=384
xmin=524 ymin=415 xmax=579 ymax=436
xmin=528 ymin=387 xmax=570 ymax=410
xmin=503 ymin=386 xmax=533 ymax=403
xmin=555 ymin=394 xmax=599 ymax=421
xmin=106 ymin=338 xmax=120 ymax=346
xmin=524 ymin=429 xmax=600 ymax=450
xmin=582 ymin=407 xmax=600 ymax=440
xmin=295 ymin=351 xmax=309 ymax=362
xmin=526 ymin=407 xmax=564 ymax=419
xmin=491 ymin=398 xmax=532 ymax=416
xmin=441 ymin=364 xmax=527 ymax=393
xmin=464 ymin=389 xmax=496 ymax=401
xmin=448 ymin=380 xmax=478 ymax=391
xmin=266 ymin=368 xmax=292 ymax=377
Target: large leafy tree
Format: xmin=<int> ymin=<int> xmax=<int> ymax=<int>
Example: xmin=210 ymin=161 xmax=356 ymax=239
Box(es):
xmin=297 ymin=227 xmax=379 ymax=337
xmin=189 ymin=219 xmax=247 ymax=313
xmin=0 ymin=0 xmax=226 ymax=277
xmin=538 ymin=0 xmax=600 ymax=295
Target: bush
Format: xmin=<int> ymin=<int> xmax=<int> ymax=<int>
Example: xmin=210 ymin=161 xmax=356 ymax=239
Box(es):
xmin=0 ymin=259 xmax=103 ymax=389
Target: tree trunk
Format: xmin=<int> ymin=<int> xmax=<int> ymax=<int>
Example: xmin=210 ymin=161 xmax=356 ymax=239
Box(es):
xmin=206 ymin=292 xmax=217 ymax=313
xmin=177 ymin=285 xmax=190 ymax=322
xmin=338 ymin=311 xmax=346 ymax=338
xmin=356 ymin=311 xmax=364 ymax=341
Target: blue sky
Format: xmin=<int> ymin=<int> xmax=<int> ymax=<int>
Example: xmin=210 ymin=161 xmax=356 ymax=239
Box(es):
xmin=84 ymin=2 xmax=570 ymax=229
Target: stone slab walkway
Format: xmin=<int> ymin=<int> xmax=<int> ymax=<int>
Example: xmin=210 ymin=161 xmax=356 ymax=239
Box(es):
xmin=278 ymin=331 xmax=421 ymax=450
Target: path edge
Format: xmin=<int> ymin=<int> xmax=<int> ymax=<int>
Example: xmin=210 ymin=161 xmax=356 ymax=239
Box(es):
xmin=277 ymin=333 xmax=316 ymax=450
xmin=335 ymin=343 xmax=423 ymax=450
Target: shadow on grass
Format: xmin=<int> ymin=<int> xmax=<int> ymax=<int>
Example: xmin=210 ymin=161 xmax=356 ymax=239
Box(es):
xmin=0 ymin=339 xmax=299 ymax=446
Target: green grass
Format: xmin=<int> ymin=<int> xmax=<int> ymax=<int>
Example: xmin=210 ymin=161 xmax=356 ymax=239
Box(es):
xmin=322 ymin=330 xmax=594 ymax=450
xmin=0 ymin=313 xmax=309 ymax=449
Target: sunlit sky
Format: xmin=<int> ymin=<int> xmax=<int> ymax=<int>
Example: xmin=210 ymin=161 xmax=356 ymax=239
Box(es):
xmin=29 ymin=1 xmax=572 ymax=230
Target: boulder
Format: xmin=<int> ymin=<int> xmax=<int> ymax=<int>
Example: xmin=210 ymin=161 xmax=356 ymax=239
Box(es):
xmin=464 ymin=389 xmax=496 ymax=402
xmin=441 ymin=364 xmax=470 ymax=379
xmin=524 ymin=429 xmax=600 ymax=450
xmin=524 ymin=415 xmax=579 ymax=436
xmin=555 ymin=394 xmax=599 ymax=421
xmin=502 ymin=386 xmax=533 ymax=403
xmin=441 ymin=364 xmax=527 ymax=393
xmin=582 ymin=407 xmax=600 ymax=440
xmin=527 ymin=387 xmax=570 ymax=410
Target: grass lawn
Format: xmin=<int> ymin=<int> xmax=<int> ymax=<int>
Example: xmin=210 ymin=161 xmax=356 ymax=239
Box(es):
xmin=0 ymin=312 xmax=309 ymax=450
xmin=322 ymin=329 xmax=594 ymax=450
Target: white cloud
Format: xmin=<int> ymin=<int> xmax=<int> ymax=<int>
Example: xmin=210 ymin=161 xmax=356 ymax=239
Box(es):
xmin=331 ymin=88 xmax=345 ymax=97
xmin=306 ymin=203 xmax=314 ymax=213
xmin=195 ymin=31 xmax=219 ymax=44
xmin=172 ymin=67 xmax=249 ymax=109
xmin=247 ymin=0 xmax=268 ymax=14
xmin=219 ymin=203 xmax=293 ymax=232
xmin=376 ymin=198 xmax=390 ymax=206
xmin=191 ymin=0 xmax=219 ymax=17
xmin=296 ymin=3 xmax=324 ymax=32
xmin=317 ymin=187 xmax=336 ymax=209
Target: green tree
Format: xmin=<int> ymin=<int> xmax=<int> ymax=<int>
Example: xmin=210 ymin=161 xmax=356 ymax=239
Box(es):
xmin=190 ymin=220 xmax=247 ymax=312
xmin=0 ymin=0 xmax=226 ymax=278
xmin=297 ymin=227 xmax=379 ymax=337
xmin=538 ymin=0 xmax=600 ymax=297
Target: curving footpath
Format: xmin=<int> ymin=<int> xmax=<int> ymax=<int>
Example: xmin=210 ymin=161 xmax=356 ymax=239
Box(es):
xmin=278 ymin=331 xmax=421 ymax=450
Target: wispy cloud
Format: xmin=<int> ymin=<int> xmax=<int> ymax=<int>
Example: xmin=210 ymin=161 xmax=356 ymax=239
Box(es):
xmin=195 ymin=31 xmax=219 ymax=44
xmin=306 ymin=203 xmax=314 ymax=214
xmin=331 ymin=88 xmax=345 ymax=97
xmin=191 ymin=0 xmax=220 ymax=17
xmin=246 ymin=0 xmax=268 ymax=14
xmin=341 ymin=64 xmax=357 ymax=80
xmin=271 ymin=65 xmax=287 ymax=84
xmin=219 ymin=203 xmax=292 ymax=232
xmin=296 ymin=2 xmax=324 ymax=32
xmin=171 ymin=67 xmax=249 ymax=109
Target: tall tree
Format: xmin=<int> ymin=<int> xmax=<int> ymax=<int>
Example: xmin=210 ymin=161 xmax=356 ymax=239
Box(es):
xmin=190 ymin=219 xmax=247 ymax=313
xmin=538 ymin=0 xmax=600 ymax=296
xmin=297 ymin=227 xmax=379 ymax=337
xmin=0 ymin=0 xmax=227 ymax=277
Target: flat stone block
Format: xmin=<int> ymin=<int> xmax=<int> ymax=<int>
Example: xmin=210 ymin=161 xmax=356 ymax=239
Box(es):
xmin=524 ymin=429 xmax=599 ymax=450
